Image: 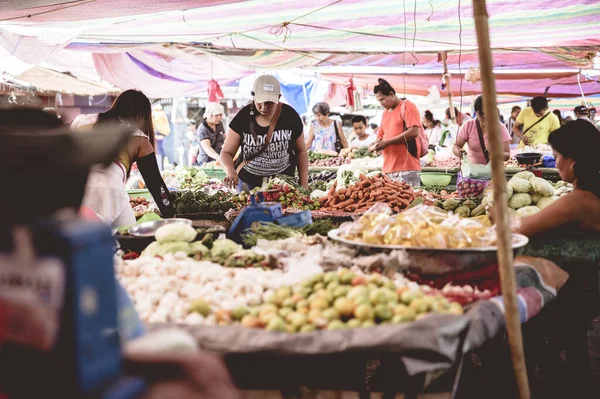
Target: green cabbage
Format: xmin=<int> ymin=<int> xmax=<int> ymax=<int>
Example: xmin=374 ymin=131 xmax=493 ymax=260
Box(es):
xmin=155 ymin=223 xmax=197 ymax=243
xmin=189 ymin=241 xmax=209 ymax=256
xmin=142 ymin=241 xmax=193 ymax=257
xmin=210 ymin=239 xmax=242 ymax=264
xmin=537 ymin=196 xmax=558 ymax=210
xmin=530 ymin=192 xmax=543 ymax=204
xmin=516 ymin=206 xmax=541 ymax=218
xmin=508 ymin=193 xmax=532 ymax=209
xmin=513 ymin=171 xmax=535 ymax=181
xmin=508 ymin=177 xmax=532 ymax=194
xmin=530 ymin=177 xmax=555 ymax=197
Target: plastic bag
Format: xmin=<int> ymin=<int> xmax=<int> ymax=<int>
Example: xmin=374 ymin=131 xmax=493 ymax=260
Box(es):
xmin=460 ymin=154 xmax=491 ymax=180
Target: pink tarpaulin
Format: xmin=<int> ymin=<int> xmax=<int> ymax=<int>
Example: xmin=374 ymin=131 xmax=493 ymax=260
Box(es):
xmin=0 ymin=0 xmax=246 ymax=23
xmin=319 ymin=72 xmax=600 ymax=98
xmin=92 ymin=47 xmax=252 ymax=98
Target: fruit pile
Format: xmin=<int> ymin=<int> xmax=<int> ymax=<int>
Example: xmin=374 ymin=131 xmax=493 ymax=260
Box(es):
xmin=231 ymin=181 xmax=320 ymax=211
xmin=224 ymin=268 xmax=463 ymax=333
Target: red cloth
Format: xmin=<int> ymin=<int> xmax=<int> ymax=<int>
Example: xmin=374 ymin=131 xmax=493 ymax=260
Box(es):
xmin=345 ymin=78 xmax=356 ymax=110
xmin=79 ymin=206 xmax=103 ymax=222
xmin=207 ymin=79 xmax=224 ymax=102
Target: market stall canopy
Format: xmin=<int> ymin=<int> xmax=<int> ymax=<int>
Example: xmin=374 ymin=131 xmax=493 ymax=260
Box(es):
xmin=10 ymin=66 xmax=120 ymax=96
xmin=1 ymin=0 xmax=599 ymax=97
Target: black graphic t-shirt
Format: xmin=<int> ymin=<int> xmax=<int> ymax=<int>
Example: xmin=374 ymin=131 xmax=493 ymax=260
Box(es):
xmin=229 ymin=103 xmax=303 ymax=187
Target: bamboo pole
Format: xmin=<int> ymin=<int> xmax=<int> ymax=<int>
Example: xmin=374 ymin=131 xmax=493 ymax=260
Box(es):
xmin=472 ymin=1 xmax=530 ymax=398
xmin=441 ymin=52 xmax=456 ymax=123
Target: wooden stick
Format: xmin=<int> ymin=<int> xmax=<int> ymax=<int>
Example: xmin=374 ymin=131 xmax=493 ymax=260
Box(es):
xmin=472 ymin=1 xmax=530 ymax=398
xmin=441 ymin=51 xmax=456 ymax=123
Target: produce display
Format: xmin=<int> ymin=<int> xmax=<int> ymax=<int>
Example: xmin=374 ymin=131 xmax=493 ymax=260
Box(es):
xmin=319 ymin=173 xmax=415 ymax=214
xmin=426 ymin=157 xmax=460 ymax=169
xmin=231 ymin=177 xmax=319 ymax=211
xmin=308 ymin=150 xmax=337 ymax=163
xmin=433 ymin=197 xmax=486 ymax=218
xmin=162 ymin=166 xmax=210 ymax=191
xmin=129 ymin=196 xmax=154 ymax=218
xmin=242 ymin=220 xmax=335 ymax=247
xmin=456 ymin=177 xmax=488 ymax=198
xmin=338 ymin=204 xmax=498 ymax=248
xmin=486 ymin=172 xmax=559 ymax=217
xmin=339 ymin=147 xmax=377 ymax=159
xmin=173 ymin=189 xmax=236 ymax=214
xmin=311 ymin=157 xmax=352 ymax=167
xmin=308 ymin=171 xmax=337 ymax=184
xmin=140 ymin=223 xmax=281 ymax=269
xmin=116 ymin=212 xmax=162 ymax=236
xmin=235 ymin=268 xmax=463 ymax=332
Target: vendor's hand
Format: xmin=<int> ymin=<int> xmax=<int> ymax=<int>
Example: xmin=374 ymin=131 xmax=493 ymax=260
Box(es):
xmin=125 ymin=350 xmax=241 ymax=399
xmin=371 ymin=139 xmax=388 ymax=152
xmin=521 ymin=136 xmax=530 ymax=145
xmin=224 ymin=170 xmax=239 ymax=189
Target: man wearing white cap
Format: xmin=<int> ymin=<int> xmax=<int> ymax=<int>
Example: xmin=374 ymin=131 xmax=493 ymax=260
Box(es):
xmin=191 ymin=102 xmax=226 ymax=166
xmin=220 ymin=75 xmax=309 ymax=190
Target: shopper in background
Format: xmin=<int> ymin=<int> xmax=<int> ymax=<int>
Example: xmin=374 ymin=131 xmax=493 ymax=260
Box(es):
xmin=552 ymin=109 xmax=564 ymax=126
xmin=453 ymin=95 xmax=511 ymax=166
xmin=445 ymin=107 xmax=469 ymax=126
xmin=422 ymin=110 xmax=442 ymax=148
xmin=306 ymin=102 xmax=348 ymax=153
xmin=512 ymin=96 xmax=560 ymax=146
xmin=191 ymin=102 xmax=226 ymax=166
xmin=220 ymin=75 xmax=309 ymax=190
xmin=505 ymin=105 xmax=522 ymax=144
xmin=152 ymin=103 xmax=170 ymax=170
xmin=349 ymin=115 xmax=377 ymax=148
xmin=82 ymin=89 xmax=174 ymax=227
xmin=370 ymin=78 xmax=421 ymax=186
xmin=369 ymin=123 xmax=379 ymax=136
xmin=574 ymin=105 xmax=589 ymax=120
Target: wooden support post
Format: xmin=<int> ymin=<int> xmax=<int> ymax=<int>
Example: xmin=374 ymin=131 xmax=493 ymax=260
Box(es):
xmin=472 ymin=1 xmax=531 ymax=398
xmin=441 ymin=52 xmax=456 ymax=122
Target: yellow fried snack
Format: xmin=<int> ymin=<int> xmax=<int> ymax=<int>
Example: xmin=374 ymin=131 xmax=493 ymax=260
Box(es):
xmin=340 ymin=204 xmax=497 ymax=249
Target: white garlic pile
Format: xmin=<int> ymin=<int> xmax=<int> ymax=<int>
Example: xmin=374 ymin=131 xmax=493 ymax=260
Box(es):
xmin=115 ymin=254 xmax=323 ymax=325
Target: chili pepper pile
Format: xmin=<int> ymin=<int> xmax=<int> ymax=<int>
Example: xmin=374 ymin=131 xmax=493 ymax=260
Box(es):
xmin=318 ymin=173 xmax=415 ymax=213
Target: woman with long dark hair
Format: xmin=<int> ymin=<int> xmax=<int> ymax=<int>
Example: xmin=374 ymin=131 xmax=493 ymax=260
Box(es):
xmin=82 ymin=89 xmax=174 ymax=227
xmin=220 ymin=75 xmax=308 ymax=190
xmin=514 ymin=119 xmax=600 ymax=237
xmin=422 ymin=110 xmax=442 ymax=147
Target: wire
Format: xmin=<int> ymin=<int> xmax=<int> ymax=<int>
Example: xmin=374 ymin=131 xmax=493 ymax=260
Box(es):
xmin=427 ymin=0 xmax=435 ymax=21
xmin=411 ymin=0 xmax=419 ymax=66
xmin=0 ymin=0 xmax=96 ymax=22
xmin=402 ymin=0 xmax=407 ymax=97
xmin=458 ymin=0 xmax=464 ymax=113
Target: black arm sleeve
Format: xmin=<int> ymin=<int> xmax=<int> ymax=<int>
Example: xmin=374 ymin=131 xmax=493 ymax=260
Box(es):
xmin=137 ymin=153 xmax=175 ymax=218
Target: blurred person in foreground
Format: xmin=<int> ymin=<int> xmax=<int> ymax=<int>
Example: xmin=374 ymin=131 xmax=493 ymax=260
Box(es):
xmin=1 ymin=107 xmax=241 ymax=399
xmin=512 ymin=96 xmax=560 ymax=146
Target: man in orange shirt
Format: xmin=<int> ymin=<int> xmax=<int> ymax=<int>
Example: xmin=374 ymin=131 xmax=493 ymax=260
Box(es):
xmin=370 ymin=78 xmax=422 ymax=186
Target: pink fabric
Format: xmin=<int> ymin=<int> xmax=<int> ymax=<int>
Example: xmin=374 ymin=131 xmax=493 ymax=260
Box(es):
xmin=92 ymin=48 xmax=251 ymax=98
xmin=1 ymin=0 xmax=244 ymax=22
xmin=458 ymin=119 xmax=511 ymax=165
xmin=320 ymin=72 xmax=600 ymax=97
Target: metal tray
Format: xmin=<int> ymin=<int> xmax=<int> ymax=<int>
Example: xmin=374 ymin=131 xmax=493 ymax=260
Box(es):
xmin=128 ymin=218 xmax=192 ymax=237
xmin=328 ymin=229 xmax=529 ymax=275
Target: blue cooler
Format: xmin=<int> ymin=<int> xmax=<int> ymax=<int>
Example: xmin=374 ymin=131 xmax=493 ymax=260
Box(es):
xmin=542 ymin=155 xmax=556 ymax=168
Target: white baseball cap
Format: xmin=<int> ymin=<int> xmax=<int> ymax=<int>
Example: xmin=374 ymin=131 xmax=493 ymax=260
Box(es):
xmin=204 ymin=102 xmax=225 ymax=119
xmin=252 ymin=75 xmax=281 ymax=104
